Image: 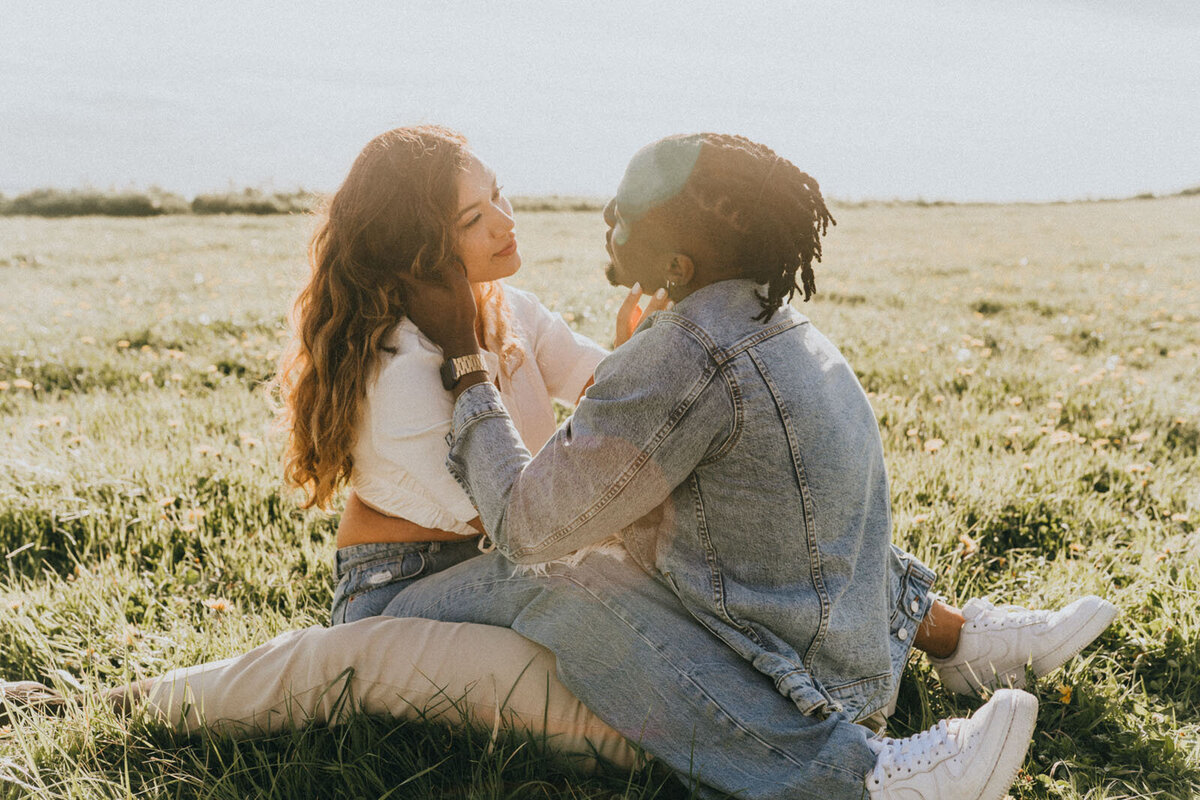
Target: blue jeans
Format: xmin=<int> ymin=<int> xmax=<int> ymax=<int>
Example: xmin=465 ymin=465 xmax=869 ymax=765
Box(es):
xmin=330 ymin=539 xmax=481 ymax=625
xmin=444 ymin=281 xmax=931 ymax=720
xmin=384 ymin=549 xmax=877 ymax=800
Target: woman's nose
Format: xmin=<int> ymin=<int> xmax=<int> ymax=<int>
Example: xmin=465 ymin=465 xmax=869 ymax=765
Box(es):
xmin=493 ymin=206 xmax=515 ymax=233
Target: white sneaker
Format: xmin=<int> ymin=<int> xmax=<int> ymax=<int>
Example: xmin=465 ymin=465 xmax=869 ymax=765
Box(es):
xmin=930 ymin=595 xmax=1118 ymax=695
xmin=866 ymin=688 xmax=1037 ymax=800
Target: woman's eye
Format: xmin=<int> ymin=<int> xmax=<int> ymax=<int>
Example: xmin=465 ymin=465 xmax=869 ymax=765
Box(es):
xmin=463 ymin=214 xmax=481 ymax=228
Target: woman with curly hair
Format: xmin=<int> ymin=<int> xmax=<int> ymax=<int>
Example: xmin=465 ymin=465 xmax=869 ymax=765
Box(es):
xmin=273 ymin=125 xmax=641 ymax=624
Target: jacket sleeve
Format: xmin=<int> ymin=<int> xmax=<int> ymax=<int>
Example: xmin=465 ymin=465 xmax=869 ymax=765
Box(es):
xmin=445 ymin=318 xmax=735 ymax=563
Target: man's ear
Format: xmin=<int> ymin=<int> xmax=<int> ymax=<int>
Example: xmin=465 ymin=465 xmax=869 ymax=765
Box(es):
xmin=666 ymin=253 xmax=695 ymax=287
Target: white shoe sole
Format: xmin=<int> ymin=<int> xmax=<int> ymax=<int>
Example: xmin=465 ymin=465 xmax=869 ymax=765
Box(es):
xmin=976 ymin=689 xmax=1038 ymax=800
xmin=937 ymin=597 xmax=1118 ymax=694
xmin=1027 ymin=598 xmax=1119 ymax=680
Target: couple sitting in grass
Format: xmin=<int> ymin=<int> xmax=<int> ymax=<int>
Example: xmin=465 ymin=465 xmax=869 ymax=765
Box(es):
xmin=3 ymin=127 xmax=1117 ymax=800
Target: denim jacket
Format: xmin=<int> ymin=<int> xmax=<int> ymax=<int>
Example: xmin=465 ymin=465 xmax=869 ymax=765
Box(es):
xmin=446 ymin=279 xmax=935 ymax=722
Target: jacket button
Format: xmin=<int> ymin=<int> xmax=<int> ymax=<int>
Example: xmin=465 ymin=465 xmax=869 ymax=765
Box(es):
xmin=896 ymin=627 xmax=909 ymax=640
xmin=910 ymin=599 xmax=921 ymax=614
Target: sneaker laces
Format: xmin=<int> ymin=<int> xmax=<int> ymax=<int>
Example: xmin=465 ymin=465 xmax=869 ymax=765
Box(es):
xmin=871 ymin=718 xmax=961 ymax=782
xmin=966 ymin=598 xmax=1050 ymax=629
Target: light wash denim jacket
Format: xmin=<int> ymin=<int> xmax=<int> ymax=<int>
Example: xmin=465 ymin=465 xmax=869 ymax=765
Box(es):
xmin=446 ymin=279 xmax=935 ymax=722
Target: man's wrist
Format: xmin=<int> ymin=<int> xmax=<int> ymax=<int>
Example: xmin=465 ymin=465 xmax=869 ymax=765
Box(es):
xmin=450 ymin=371 xmax=489 ymax=401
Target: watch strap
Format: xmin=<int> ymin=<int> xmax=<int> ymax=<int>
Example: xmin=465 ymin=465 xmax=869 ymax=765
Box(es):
xmin=440 ymin=353 xmax=488 ymax=390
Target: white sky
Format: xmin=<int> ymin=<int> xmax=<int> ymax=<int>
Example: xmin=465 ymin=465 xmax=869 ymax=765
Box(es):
xmin=3 ymin=0 xmax=1199 ymax=201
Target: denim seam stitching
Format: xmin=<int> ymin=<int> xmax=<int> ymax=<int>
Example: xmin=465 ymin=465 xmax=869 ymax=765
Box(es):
xmin=338 ymin=553 xmax=428 ymax=599
xmin=661 ymin=315 xmax=802 ymax=369
xmin=716 ymin=318 xmax=804 ymax=364
xmin=690 ymin=474 xmax=725 ymax=612
xmin=689 ymin=474 xmax=764 ymax=646
xmin=748 ymin=348 xmax=832 ymax=670
xmin=336 ymin=546 xmax=429 ymax=576
xmin=507 ymin=364 xmax=720 ymax=559
xmin=457 ymin=407 xmax=508 ymax=432
xmin=697 ymin=361 xmax=743 ymax=466
xmin=888 ymin=561 xmax=936 ymax=629
xmin=825 ymin=671 xmax=893 ymax=693
xmin=657 ymin=315 xmax=724 ymax=361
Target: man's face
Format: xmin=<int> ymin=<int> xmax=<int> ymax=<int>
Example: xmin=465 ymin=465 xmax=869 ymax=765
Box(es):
xmin=603 ymin=195 xmax=665 ymax=288
xmin=603 ymin=137 xmax=702 ymax=288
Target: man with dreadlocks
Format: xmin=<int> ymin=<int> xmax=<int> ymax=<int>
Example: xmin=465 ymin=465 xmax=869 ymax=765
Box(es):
xmin=390 ymin=133 xmax=1039 ymax=800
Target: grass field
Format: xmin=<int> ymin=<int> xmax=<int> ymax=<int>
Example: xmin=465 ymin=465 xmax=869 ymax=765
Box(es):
xmin=1 ymin=197 xmax=1198 ymax=798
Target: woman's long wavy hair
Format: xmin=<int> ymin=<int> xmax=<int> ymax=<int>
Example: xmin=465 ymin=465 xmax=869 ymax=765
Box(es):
xmin=273 ymin=126 xmax=521 ymax=509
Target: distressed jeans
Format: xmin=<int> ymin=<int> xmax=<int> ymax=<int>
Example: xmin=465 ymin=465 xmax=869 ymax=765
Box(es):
xmin=385 ymin=548 xmax=878 ymax=800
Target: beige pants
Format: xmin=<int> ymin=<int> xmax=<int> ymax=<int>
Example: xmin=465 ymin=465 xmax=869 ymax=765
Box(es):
xmin=143 ymin=616 xmax=637 ymax=769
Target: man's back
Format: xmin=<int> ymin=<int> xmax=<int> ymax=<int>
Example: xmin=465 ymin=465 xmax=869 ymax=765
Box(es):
xmin=612 ymin=279 xmax=896 ymax=719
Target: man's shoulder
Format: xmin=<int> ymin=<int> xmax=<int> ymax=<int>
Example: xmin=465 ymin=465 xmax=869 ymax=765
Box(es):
xmin=664 ymin=281 xmax=811 ymax=357
xmin=596 ymin=313 xmax=715 ymax=391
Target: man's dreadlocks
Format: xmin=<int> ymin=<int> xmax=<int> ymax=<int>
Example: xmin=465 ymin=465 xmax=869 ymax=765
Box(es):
xmin=670 ymin=133 xmax=835 ymax=322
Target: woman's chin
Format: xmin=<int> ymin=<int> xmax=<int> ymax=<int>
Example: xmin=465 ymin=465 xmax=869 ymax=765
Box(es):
xmin=473 ymin=253 xmax=521 ymax=282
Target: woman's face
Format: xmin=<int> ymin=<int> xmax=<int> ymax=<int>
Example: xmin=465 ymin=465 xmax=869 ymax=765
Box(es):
xmin=453 ymin=152 xmax=520 ymax=283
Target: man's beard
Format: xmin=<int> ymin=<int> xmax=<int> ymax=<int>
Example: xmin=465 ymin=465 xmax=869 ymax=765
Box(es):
xmin=604 ymin=263 xmax=620 ymax=287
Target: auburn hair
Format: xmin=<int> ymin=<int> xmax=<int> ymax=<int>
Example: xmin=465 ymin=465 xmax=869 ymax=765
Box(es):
xmin=273 ymin=126 xmax=521 ymax=509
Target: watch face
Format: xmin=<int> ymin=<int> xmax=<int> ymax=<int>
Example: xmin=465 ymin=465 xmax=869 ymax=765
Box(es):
xmin=440 ymin=359 xmax=458 ymax=391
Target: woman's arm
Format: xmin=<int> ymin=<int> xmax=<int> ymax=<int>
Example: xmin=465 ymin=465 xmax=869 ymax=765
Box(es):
xmin=336 ymin=491 xmax=482 ymax=548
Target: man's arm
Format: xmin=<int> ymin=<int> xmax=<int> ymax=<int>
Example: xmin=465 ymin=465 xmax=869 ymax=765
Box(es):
xmin=447 ymin=322 xmax=733 ymax=564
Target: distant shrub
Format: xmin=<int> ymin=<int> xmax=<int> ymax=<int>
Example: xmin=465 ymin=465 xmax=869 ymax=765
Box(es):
xmin=822 ymin=291 xmax=869 ymax=306
xmin=4 ymin=188 xmax=189 ymax=217
xmin=510 ymin=196 xmax=604 ymax=212
xmin=912 ymin=197 xmax=955 ymax=208
xmin=191 ymin=189 xmax=316 ymax=215
xmin=970 ymin=299 xmax=1005 ymax=315
xmin=1177 ymin=185 xmax=1200 ymax=196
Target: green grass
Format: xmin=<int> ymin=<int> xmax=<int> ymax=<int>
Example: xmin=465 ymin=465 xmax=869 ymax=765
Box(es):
xmin=1 ymin=198 xmax=1198 ymax=798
